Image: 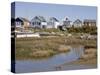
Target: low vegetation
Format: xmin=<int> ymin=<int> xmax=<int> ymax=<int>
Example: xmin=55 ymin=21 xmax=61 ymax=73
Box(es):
xmin=15 ymin=26 xmax=97 ymax=60
xmin=67 ymin=26 xmax=97 ymax=34
xmin=16 ymin=36 xmax=97 ymax=60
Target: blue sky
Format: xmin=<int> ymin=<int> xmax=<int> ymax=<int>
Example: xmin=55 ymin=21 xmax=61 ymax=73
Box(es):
xmin=14 ymin=2 xmax=97 ymax=22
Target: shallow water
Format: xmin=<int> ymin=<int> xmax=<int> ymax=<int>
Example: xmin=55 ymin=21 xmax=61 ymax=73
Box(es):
xmin=14 ymin=46 xmax=96 ymax=73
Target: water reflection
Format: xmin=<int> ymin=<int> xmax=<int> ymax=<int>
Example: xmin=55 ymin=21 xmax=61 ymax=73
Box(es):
xmin=15 ymin=46 xmax=86 ymax=73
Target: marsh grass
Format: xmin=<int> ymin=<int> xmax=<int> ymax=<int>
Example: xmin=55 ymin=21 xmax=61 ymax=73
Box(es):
xmin=16 ymin=36 xmax=97 ymax=60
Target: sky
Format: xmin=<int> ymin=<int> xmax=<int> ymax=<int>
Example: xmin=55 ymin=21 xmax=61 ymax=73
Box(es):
xmin=13 ymin=2 xmax=97 ymax=22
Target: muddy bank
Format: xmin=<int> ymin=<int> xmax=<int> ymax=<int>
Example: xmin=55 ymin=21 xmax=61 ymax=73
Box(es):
xmin=62 ymin=48 xmax=97 ymax=65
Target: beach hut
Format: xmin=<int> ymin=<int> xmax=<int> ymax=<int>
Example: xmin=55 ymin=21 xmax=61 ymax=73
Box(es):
xmin=83 ymin=19 xmax=96 ymax=27
xmin=31 ymin=16 xmax=47 ymax=29
xmin=15 ymin=17 xmax=30 ymax=28
xmin=62 ymin=17 xmax=71 ymax=28
xmin=73 ymin=19 xmax=82 ymax=28
xmin=47 ymin=17 xmax=60 ymax=29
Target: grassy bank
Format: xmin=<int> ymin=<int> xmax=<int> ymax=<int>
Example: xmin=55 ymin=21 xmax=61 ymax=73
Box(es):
xmin=61 ymin=48 xmax=97 ymax=67
xmin=15 ymin=36 xmax=97 ymax=60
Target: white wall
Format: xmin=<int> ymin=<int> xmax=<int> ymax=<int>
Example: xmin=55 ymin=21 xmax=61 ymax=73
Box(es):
xmin=54 ymin=22 xmax=60 ymax=28
xmin=41 ymin=22 xmax=47 ymax=26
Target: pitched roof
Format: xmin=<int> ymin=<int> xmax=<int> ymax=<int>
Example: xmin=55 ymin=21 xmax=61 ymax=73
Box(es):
xmin=31 ymin=16 xmax=46 ymax=22
xmin=84 ymin=19 xmax=96 ymax=22
xmin=49 ymin=17 xmax=59 ymax=22
xmin=16 ymin=17 xmax=30 ymax=22
xmin=63 ymin=17 xmax=71 ymax=22
xmin=73 ymin=19 xmax=82 ymax=24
